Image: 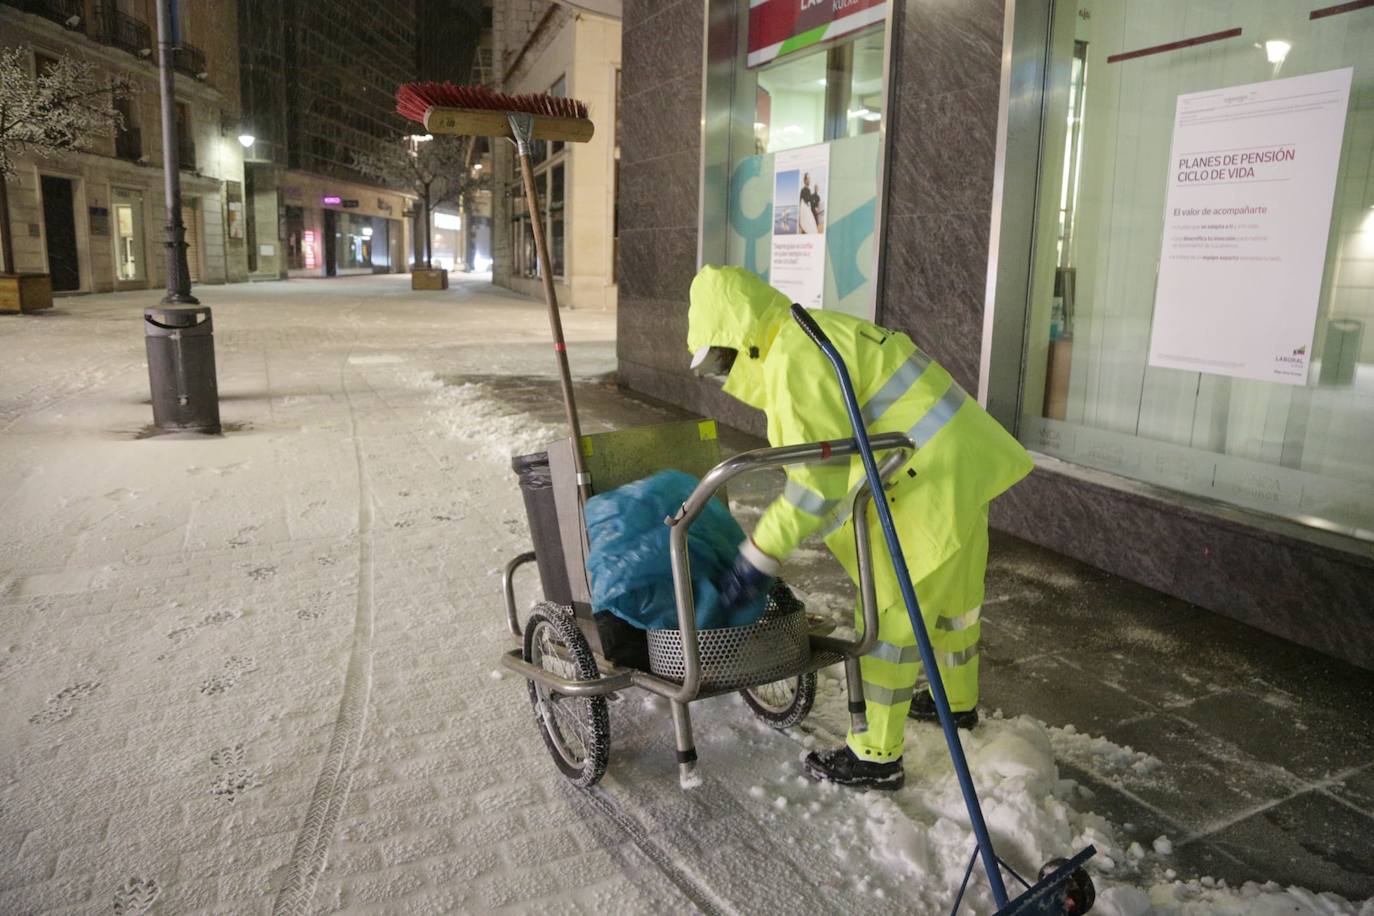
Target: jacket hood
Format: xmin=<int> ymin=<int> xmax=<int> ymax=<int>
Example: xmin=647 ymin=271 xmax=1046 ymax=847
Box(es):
xmin=687 ymin=265 xmax=790 ymax=408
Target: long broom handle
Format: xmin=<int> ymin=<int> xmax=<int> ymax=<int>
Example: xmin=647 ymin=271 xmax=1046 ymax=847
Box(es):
xmin=511 ymin=123 xmax=589 ymax=498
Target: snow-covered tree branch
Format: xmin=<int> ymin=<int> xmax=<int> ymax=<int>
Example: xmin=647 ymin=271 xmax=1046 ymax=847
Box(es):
xmin=0 ymin=48 xmax=130 ymax=179
xmin=0 ymin=47 xmax=130 ymax=272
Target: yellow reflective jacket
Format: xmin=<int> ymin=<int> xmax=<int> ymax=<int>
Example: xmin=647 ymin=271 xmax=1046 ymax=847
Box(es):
xmin=687 ymin=265 xmax=1033 ymax=606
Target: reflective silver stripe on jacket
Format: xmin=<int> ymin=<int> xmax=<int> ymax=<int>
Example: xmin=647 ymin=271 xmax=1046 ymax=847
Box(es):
xmin=783 ymin=478 xmax=839 ymax=517
xmin=861 ymin=681 xmax=914 ymax=706
xmin=935 ymin=605 xmax=981 ymax=632
xmin=910 ymin=382 xmax=967 ymax=447
xmin=861 ymin=350 xmax=932 ymax=426
xmin=816 ymin=377 xmax=967 ymax=540
xmin=868 ymin=640 xmax=921 ymax=666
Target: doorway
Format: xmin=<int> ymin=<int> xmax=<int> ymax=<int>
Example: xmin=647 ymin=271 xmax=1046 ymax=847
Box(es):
xmin=112 ymin=187 xmax=146 ymax=284
xmin=40 ymin=175 xmax=80 ymax=291
xmin=323 ymin=209 xmax=338 ymax=276
xmin=181 ymin=203 xmax=202 ymax=283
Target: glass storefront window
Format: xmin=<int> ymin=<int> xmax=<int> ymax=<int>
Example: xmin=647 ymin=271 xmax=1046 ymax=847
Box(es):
xmin=702 ymin=0 xmax=889 ymax=319
xmin=111 ymin=187 xmax=145 ymax=282
xmin=756 ymin=50 xmax=828 ymax=153
xmin=508 ymin=116 xmax=567 ymax=280
xmin=1018 ymin=0 xmax=1374 ymax=539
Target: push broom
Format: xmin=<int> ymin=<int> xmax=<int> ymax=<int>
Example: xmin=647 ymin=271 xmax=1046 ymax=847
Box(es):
xmin=398 ymin=82 xmax=596 ymax=498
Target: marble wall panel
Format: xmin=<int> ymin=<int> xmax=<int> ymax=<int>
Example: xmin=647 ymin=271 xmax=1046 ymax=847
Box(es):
xmin=621 ymin=0 xmax=703 ymax=99
xmin=618 ymin=150 xmax=701 ymax=232
xmin=618 ymin=72 xmax=704 ymax=168
xmin=994 ymin=469 xmax=1374 ymax=670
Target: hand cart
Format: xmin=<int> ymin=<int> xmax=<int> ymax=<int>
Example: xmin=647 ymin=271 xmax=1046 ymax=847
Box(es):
xmin=498 ymin=416 xmax=1096 ymax=914
xmin=500 ymin=417 xmax=912 ymax=789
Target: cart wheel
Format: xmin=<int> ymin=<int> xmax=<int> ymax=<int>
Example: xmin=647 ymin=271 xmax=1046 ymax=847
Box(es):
xmin=741 ymin=672 xmax=816 ymax=729
xmin=523 ymin=604 xmax=609 ymax=787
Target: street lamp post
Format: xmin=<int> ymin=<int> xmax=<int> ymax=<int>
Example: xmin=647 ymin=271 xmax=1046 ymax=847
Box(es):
xmin=155 ymin=0 xmax=197 ymax=305
xmin=145 ymin=0 xmax=219 ymax=435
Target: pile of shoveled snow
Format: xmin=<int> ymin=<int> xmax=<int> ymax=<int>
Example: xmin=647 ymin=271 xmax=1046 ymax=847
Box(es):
xmin=1097 ymin=880 xmax=1371 ymax=915
xmin=779 ymin=670 xmax=1373 ymax=915
xmin=402 ymin=371 xmax=564 ymax=460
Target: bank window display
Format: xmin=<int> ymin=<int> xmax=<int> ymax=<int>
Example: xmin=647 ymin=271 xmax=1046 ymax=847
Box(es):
xmin=704 ymin=0 xmax=888 ymax=318
xmin=1018 ymin=1 xmax=1374 ymax=538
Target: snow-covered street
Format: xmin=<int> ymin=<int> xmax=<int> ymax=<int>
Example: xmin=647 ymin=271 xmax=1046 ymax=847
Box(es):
xmin=1 ymin=275 xmax=1371 ymax=915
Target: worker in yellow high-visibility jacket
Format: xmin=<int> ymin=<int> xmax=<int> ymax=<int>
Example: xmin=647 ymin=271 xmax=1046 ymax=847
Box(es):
xmin=690 ymin=266 xmax=1033 ymax=790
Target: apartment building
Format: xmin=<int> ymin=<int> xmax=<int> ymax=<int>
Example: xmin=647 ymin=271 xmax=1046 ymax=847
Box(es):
xmin=0 ymin=0 xmax=248 ymax=293
xmin=491 ymin=0 xmax=621 ymax=309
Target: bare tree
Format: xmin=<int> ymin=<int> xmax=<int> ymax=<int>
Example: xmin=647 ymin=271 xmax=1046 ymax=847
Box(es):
xmin=0 ymin=48 xmax=129 ymax=273
xmin=352 ymin=135 xmax=487 ymax=270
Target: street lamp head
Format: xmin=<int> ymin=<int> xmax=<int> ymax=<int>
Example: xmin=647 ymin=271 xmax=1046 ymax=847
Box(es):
xmin=237 ymin=133 xmax=256 ymax=148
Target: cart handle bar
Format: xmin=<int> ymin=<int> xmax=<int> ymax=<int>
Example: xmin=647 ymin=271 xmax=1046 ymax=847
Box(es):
xmin=663 ymin=432 xmax=914 ymax=703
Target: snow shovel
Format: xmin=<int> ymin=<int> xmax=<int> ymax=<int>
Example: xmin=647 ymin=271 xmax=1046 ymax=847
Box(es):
xmin=788 ymin=304 xmax=1096 ymax=916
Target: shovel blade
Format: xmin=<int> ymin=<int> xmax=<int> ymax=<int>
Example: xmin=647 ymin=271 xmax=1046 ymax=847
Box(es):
xmin=994 ymin=846 xmax=1096 ymax=916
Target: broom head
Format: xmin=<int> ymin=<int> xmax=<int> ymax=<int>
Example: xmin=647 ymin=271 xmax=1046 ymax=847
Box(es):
xmin=397 ymin=83 xmax=595 ymax=143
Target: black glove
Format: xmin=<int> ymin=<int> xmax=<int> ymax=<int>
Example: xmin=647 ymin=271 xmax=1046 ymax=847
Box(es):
xmin=714 ymin=539 xmax=780 ymax=612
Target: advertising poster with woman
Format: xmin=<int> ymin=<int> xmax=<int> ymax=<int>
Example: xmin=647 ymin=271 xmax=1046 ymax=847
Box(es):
xmin=771 ymin=143 xmax=829 ymax=308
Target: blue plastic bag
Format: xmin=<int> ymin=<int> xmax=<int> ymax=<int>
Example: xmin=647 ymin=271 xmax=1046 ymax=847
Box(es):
xmin=585 ymin=470 xmax=768 ymax=631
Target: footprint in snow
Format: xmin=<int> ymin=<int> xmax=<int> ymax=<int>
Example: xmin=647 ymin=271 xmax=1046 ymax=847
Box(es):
xmin=199 ymin=656 xmax=257 ymax=696
xmin=29 ymin=680 xmax=100 ymax=726
xmin=209 ymin=743 xmax=261 ymax=803
xmin=112 ymin=876 xmax=161 ymax=914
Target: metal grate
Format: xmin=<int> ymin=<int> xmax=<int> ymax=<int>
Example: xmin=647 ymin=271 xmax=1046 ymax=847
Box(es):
xmin=647 ymin=592 xmax=811 ymax=692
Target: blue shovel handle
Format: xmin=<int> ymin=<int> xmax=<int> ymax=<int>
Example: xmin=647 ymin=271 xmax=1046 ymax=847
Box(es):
xmin=789 ymin=304 xmax=1012 ymax=908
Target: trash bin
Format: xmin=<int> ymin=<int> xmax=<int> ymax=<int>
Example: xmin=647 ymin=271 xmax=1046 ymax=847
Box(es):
xmin=144 ymin=306 xmax=221 ymax=433
xmin=512 ymin=451 xmax=573 ymax=605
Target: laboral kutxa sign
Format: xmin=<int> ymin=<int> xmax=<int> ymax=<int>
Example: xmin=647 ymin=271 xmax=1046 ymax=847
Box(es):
xmin=747 ymin=0 xmax=885 ymax=68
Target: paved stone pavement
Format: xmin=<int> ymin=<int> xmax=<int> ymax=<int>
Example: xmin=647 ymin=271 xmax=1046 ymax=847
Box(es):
xmin=2 ymin=275 xmax=1372 ymax=915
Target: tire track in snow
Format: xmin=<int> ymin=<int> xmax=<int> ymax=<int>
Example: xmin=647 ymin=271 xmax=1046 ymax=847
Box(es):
xmin=580 ymin=786 xmax=733 ymax=916
xmin=272 ymin=357 xmax=377 ymax=915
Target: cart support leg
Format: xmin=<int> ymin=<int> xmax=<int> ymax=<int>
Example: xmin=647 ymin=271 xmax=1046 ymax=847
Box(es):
xmin=843 ymin=658 xmax=869 ymax=733
xmin=670 ymin=701 xmax=699 ymax=786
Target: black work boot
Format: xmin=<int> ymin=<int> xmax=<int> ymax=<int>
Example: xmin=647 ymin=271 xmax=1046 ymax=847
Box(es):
xmin=906 ymin=691 xmax=979 ymax=729
xmin=803 ymin=747 xmax=904 ymax=790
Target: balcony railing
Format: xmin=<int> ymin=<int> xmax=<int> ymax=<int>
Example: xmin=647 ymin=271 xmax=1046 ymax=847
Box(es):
xmin=92 ymin=4 xmax=153 ymax=58
xmin=178 ymin=136 xmax=196 ymax=171
xmin=1 ymin=0 xmax=85 ymax=29
xmin=115 ymin=126 xmax=142 ymax=161
xmin=172 ymin=43 xmax=207 ymax=79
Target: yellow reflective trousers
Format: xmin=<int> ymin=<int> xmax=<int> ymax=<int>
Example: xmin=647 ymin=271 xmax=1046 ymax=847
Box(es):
xmin=847 ymin=508 xmax=988 ymax=762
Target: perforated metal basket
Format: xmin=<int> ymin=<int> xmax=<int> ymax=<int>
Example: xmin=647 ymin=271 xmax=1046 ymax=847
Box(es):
xmin=646 ymin=589 xmax=811 ymax=691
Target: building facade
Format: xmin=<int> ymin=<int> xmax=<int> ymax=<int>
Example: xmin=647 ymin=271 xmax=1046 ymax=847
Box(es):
xmin=236 ymin=0 xmax=418 ymax=279
xmin=617 ymin=0 xmax=1374 ymax=669
xmin=491 ymin=1 xmax=621 ymax=309
xmin=1 ymin=0 xmax=249 ymax=292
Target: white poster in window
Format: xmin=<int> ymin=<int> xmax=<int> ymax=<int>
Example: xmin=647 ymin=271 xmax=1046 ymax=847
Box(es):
xmin=1148 ymin=68 xmax=1352 ymax=385
xmin=771 ymin=143 xmax=830 ymax=309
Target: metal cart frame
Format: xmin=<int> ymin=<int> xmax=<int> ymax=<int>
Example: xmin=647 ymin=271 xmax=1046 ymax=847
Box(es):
xmin=500 ymin=422 xmax=915 ymax=786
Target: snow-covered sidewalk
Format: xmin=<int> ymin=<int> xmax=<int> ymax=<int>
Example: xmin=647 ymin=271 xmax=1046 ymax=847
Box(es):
xmin=1 ymin=275 xmax=1370 ymax=915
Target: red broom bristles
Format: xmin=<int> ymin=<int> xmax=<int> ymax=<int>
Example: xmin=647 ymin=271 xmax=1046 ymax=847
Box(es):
xmin=396 ymin=82 xmax=590 ymax=125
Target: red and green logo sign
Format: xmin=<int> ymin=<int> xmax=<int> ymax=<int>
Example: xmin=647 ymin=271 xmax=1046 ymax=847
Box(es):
xmin=747 ymin=0 xmax=886 ymax=68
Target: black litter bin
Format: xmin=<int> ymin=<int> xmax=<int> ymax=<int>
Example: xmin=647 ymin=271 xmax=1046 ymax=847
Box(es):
xmin=144 ymin=306 xmax=221 ymax=433
xmin=511 ymin=451 xmax=650 ymax=669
